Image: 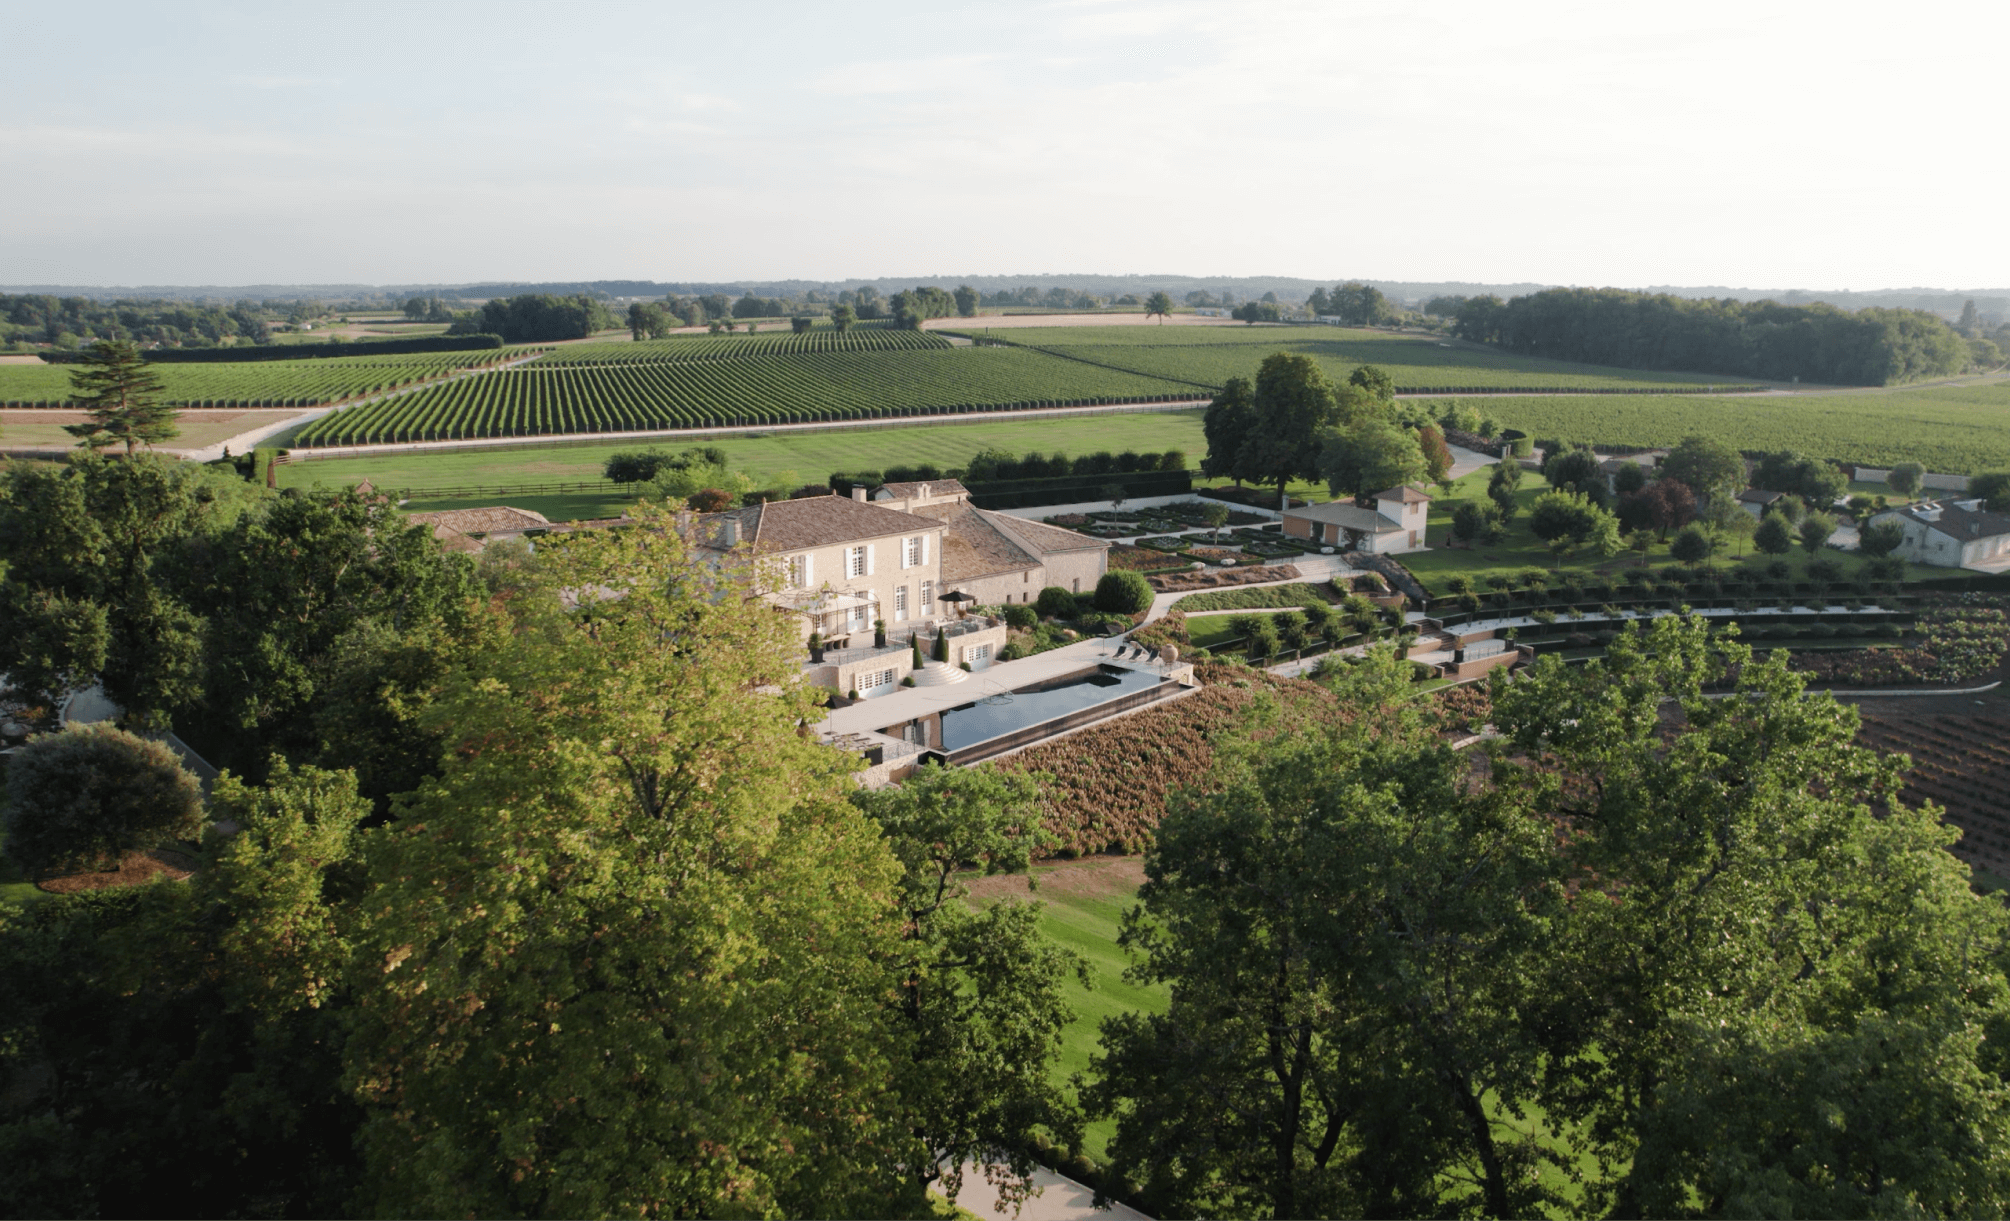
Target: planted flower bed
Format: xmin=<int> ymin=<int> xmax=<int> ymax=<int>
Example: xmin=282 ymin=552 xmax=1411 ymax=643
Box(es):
xmin=1108 ymin=543 xmax=1192 ymax=574
xmin=1137 ymin=535 xmax=1193 ymax=552
xmin=1785 ymin=594 xmax=2010 ymax=687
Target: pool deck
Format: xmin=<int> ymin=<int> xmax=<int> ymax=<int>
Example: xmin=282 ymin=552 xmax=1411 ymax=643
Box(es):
xmin=816 ymin=634 xmax=1174 ymax=741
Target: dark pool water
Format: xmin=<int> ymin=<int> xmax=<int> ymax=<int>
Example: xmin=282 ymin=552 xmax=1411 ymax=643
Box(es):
xmin=920 ymin=665 xmax=1166 ymax=752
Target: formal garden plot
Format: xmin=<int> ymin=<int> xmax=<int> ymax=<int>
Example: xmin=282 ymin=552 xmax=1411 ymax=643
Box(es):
xmin=291 ymin=348 xmax=1196 ymax=445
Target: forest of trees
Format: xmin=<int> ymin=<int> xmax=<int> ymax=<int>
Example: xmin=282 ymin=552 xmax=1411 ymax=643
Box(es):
xmin=0 ymin=294 xmax=273 ymax=350
xmin=471 ymin=293 xmax=618 ymax=343
xmin=1450 ymin=287 xmax=1974 ymax=385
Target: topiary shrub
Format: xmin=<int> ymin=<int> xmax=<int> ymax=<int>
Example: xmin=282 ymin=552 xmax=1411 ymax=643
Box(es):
xmin=1003 ymin=604 xmax=1038 ymax=630
xmin=3 ymin=723 xmax=204 ymax=875
xmin=1035 ymin=586 xmax=1079 ymax=619
xmin=1094 ymin=569 xmax=1153 ymax=614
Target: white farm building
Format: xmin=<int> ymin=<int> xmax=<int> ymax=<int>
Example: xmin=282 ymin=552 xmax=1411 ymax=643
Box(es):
xmin=1867 ymin=498 xmax=2010 ymax=571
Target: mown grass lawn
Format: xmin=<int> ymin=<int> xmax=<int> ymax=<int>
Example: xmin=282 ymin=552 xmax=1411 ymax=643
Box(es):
xmin=969 ymin=861 xmax=1164 ymax=1162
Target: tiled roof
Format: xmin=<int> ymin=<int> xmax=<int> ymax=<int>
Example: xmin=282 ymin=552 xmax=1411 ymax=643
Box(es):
xmin=1738 ymin=489 xmax=1784 ymax=504
xmin=875 ymin=478 xmax=969 ymax=501
xmin=908 ymin=501 xmax=1040 ymax=581
xmin=1373 ymin=484 xmax=1433 ymax=504
xmin=404 ymin=506 xmax=552 ymax=534
xmin=1283 ymin=500 xmax=1401 ymax=532
xmin=1881 ymin=501 xmax=2010 ymax=541
xmin=988 ymin=512 xmax=1111 ymax=555
xmin=699 ymin=494 xmax=934 ymax=553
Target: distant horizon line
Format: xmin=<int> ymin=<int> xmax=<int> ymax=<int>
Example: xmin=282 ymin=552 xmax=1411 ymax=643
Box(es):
xmin=5 ymin=277 xmax=2008 ymax=301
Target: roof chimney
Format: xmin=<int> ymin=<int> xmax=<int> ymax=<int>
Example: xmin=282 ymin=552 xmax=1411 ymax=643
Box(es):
xmin=918 ymin=483 xmax=930 ymax=499
xmin=721 ymin=517 xmax=740 ymax=546
xmin=851 ymin=485 xmax=867 ymax=502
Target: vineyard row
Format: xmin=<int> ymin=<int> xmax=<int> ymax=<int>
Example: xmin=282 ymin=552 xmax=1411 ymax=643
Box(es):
xmin=291 ymin=349 xmax=1198 ymax=446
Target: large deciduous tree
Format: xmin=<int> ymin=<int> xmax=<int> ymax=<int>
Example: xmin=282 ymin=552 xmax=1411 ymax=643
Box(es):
xmin=1243 ymin=353 xmax=1340 ymax=508
xmin=1660 ymin=434 xmax=1747 ymax=504
xmin=1528 ymin=488 xmax=1622 ymax=568
xmin=850 ymin=763 xmax=1086 ymax=1211
xmin=343 ymin=501 xmax=913 ymax=1218
xmin=1090 ymin=651 xmax=1567 ymax=1219
xmin=186 ymin=488 xmax=484 ymax=780
xmin=1318 ymin=419 xmax=1426 ymax=504
xmin=1144 ymin=290 xmax=1174 ymax=322
xmin=1200 ymin=376 xmax=1258 ymax=484
xmin=0 ymin=455 xmax=210 ymax=727
xmin=1492 ymin=617 xmax=2010 ymax=1216
xmin=63 ymin=339 xmax=178 ymax=454
xmin=0 ymin=762 xmax=370 ymax=1219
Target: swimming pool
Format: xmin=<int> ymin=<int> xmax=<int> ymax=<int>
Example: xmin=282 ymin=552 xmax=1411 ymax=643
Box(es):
xmin=877 ymin=664 xmax=1174 ymax=762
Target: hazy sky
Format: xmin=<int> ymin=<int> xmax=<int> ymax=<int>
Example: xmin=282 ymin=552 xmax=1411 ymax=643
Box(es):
xmin=3 ymin=1 xmax=2004 ymax=290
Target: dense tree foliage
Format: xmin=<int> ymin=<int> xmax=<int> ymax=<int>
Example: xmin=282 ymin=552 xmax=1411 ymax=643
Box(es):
xmin=1754 ymin=449 xmax=1849 ymax=503
xmin=1660 ymin=433 xmax=1748 ymax=502
xmin=0 ymin=292 xmax=271 ymax=349
xmin=0 ymin=456 xmax=218 ymax=726
xmin=1453 ymin=287 xmax=1972 ymax=385
xmin=851 ymin=764 xmax=1084 ymax=1204
xmin=475 ymin=293 xmax=615 ymax=343
xmin=2 ymin=723 xmax=204 ymax=873
xmin=0 ymin=763 xmax=370 ymax=1218
xmin=1095 ymin=620 xmax=2010 ymax=1218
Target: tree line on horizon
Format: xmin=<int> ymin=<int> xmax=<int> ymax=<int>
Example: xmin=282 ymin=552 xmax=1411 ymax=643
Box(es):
xmin=1440 ymin=286 xmax=1980 ymax=386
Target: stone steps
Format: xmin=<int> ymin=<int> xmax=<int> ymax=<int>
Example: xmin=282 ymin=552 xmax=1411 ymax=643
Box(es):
xmin=910 ymin=661 xmax=968 ymax=687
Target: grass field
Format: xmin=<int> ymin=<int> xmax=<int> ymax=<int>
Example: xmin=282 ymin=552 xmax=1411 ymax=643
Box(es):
xmin=986 ymin=862 xmax=1164 ymax=1161
xmin=980 ymin=325 xmax=1756 ymax=392
xmin=277 ymin=410 xmax=1215 ymax=502
xmin=1467 ymin=380 xmax=2010 ymax=473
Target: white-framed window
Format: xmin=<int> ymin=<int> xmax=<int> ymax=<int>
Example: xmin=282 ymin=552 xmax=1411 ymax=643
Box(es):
xmin=849 ymin=604 xmax=870 ymax=632
xmin=904 ymin=536 xmax=923 ymax=568
xmin=846 ymin=546 xmax=867 ymax=578
xmin=857 ymin=667 xmax=896 ymax=695
xmin=966 ymin=643 xmax=992 ymax=669
xmin=921 ymin=580 xmax=934 ymax=614
xmin=789 ymin=554 xmax=812 ymax=588
xmin=894 ymin=585 xmax=909 ymax=620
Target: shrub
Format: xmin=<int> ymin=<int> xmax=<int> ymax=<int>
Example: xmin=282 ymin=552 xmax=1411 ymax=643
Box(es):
xmin=687 ymin=488 xmax=733 ymax=512
xmin=1003 ymin=604 xmax=1038 ymax=630
xmin=1035 ymin=586 xmax=1079 ymax=618
xmin=1094 ymin=569 xmax=1154 ymax=614
xmin=3 ymin=723 xmax=204 ymax=874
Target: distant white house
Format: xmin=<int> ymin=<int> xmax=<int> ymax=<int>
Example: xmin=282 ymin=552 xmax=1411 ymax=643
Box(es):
xmin=1280 ymin=485 xmax=1433 ymax=554
xmin=1867 ymin=498 xmax=2010 ymax=570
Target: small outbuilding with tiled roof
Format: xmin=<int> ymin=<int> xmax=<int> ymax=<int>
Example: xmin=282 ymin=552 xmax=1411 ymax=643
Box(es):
xmin=1280 ymin=484 xmax=1433 ymax=554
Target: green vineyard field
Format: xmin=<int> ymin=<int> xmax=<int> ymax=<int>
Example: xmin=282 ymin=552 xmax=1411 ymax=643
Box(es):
xmin=291 ymin=348 xmax=1198 ymax=445
xmin=973 ymin=325 xmax=1751 ymax=392
xmin=539 ymin=329 xmax=952 ymax=364
xmin=1459 ymin=383 xmax=2010 ymax=473
xmin=0 ymin=348 xmax=524 ymax=408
